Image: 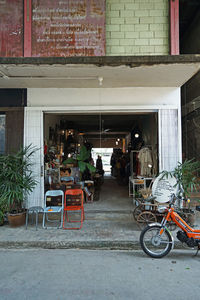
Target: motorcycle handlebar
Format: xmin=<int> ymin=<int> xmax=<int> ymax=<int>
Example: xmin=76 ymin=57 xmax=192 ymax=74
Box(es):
xmin=169 ymin=193 xmax=188 ymax=207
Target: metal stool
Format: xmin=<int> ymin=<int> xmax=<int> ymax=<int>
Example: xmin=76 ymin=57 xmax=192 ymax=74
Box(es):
xmin=26 ymin=206 xmax=44 ymax=230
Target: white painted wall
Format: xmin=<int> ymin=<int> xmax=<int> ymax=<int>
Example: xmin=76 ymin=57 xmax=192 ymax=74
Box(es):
xmin=27 ymin=87 xmax=180 ymax=108
xmin=158 ymin=109 xmax=180 ymax=172
xmin=24 ymin=109 xmax=44 ymax=208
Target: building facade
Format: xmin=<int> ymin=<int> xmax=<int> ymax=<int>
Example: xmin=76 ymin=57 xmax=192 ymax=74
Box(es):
xmin=0 ymin=0 xmax=200 ymax=208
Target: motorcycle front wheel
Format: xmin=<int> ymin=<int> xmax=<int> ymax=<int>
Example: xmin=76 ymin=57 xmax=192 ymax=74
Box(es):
xmin=140 ymin=224 xmax=173 ymax=258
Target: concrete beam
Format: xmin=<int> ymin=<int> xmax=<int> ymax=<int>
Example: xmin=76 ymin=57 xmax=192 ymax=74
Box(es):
xmin=1 ymin=54 xmax=200 ymax=67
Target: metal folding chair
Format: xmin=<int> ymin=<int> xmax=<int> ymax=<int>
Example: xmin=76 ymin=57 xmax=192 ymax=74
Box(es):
xmin=26 ymin=206 xmax=44 ymax=230
xmin=63 ymin=189 xmax=85 ymax=230
xmin=43 ymin=190 xmax=64 ymax=229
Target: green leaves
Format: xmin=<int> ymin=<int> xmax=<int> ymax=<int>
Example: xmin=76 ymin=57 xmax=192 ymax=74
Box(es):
xmin=63 ymin=145 xmax=96 ymax=175
xmin=0 ymin=210 xmax=4 ymax=224
xmin=85 ymin=163 xmax=96 ymax=173
xmin=63 ymin=157 xmax=76 ymax=165
xmin=77 ymin=145 xmax=90 ymax=162
xmin=0 ymin=144 xmax=38 ymax=212
xmin=78 ymin=161 xmax=96 ymax=173
xmin=78 ymin=161 xmax=87 ymax=173
xmin=160 ymin=159 xmax=200 ymax=197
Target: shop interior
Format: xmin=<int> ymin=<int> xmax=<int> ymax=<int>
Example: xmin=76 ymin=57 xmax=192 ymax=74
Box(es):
xmin=44 ymin=112 xmax=158 ymax=212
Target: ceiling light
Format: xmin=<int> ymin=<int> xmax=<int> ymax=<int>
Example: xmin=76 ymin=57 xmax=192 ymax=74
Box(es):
xmin=135 ymin=133 xmax=139 ymax=138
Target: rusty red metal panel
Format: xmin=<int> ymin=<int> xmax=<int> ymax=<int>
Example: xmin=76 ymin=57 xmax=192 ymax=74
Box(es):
xmin=31 ymin=0 xmax=105 ymax=57
xmin=170 ymin=0 xmax=179 ymax=55
xmin=0 ymin=0 xmax=23 ymax=57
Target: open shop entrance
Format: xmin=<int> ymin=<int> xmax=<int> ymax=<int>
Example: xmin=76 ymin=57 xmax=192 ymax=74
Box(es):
xmin=44 ymin=112 xmax=158 ymax=215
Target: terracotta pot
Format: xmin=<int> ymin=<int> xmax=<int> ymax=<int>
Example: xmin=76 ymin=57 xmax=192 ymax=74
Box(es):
xmin=8 ymin=211 xmax=26 ymax=227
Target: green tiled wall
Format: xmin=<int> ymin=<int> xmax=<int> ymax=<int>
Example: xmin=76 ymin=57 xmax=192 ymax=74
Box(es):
xmin=106 ymin=0 xmax=169 ymax=55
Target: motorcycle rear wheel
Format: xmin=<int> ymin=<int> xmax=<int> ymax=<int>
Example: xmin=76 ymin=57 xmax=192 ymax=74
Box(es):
xmin=140 ymin=224 xmax=173 ymax=258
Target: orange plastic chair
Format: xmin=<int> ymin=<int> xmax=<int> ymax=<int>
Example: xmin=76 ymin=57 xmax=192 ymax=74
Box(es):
xmin=63 ymin=189 xmax=85 ymax=230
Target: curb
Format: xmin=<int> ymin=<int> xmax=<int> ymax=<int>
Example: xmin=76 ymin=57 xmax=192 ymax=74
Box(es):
xmin=0 ymin=241 xmax=140 ymax=250
xmin=0 ymin=240 xmax=186 ymax=250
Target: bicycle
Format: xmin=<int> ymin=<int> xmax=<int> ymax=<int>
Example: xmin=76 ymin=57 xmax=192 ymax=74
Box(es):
xmin=140 ymin=193 xmax=200 ymax=258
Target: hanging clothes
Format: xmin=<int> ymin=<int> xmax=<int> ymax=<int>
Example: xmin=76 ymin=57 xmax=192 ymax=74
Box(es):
xmin=138 ymin=147 xmax=153 ymax=177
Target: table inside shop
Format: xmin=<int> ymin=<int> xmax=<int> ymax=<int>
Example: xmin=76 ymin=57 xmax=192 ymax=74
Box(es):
xmin=129 ymin=176 xmax=153 ymax=200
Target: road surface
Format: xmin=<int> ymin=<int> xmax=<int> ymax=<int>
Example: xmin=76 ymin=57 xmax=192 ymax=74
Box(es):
xmin=0 ymin=248 xmax=200 ymax=300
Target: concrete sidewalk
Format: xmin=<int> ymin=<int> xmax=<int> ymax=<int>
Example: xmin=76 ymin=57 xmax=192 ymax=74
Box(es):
xmin=0 ymin=211 xmax=141 ymax=250
xmin=1 ymin=210 xmax=200 ymax=250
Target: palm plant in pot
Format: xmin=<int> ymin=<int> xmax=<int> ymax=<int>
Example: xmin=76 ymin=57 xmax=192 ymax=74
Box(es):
xmin=0 ymin=145 xmax=38 ymax=227
xmin=0 ymin=207 xmax=5 ymax=226
xmin=161 ymin=159 xmax=200 ymax=225
xmin=0 ymin=198 xmax=7 ymax=226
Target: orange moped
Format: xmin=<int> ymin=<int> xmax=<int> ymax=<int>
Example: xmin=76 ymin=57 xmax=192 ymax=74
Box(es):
xmin=140 ymin=194 xmax=200 ymax=258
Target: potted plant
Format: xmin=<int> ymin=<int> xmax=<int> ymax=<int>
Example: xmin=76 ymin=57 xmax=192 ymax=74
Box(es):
xmin=0 ymin=209 xmax=4 ymax=226
xmin=63 ymin=145 xmax=96 ymax=178
xmin=161 ymin=159 xmax=200 ymax=225
xmin=0 ymin=198 xmax=7 ymax=226
xmin=0 ymin=145 xmax=38 ymax=227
